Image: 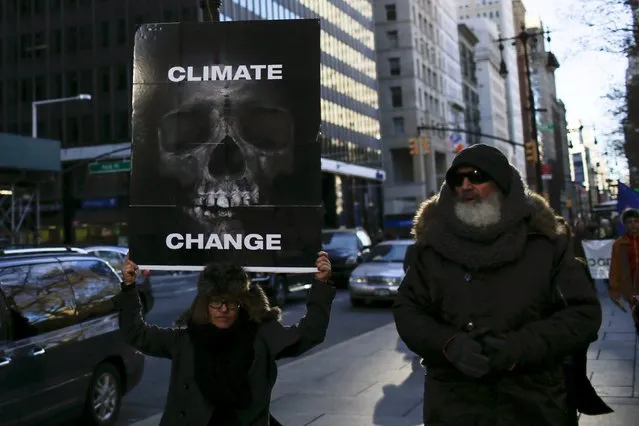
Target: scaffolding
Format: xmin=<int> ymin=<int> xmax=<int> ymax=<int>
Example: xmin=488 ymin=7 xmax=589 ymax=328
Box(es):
xmin=0 ymin=133 xmax=61 ymax=248
xmin=0 ymin=180 xmax=42 ymax=247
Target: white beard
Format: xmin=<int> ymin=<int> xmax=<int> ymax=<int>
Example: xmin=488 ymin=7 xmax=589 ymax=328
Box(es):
xmin=454 ymin=192 xmax=502 ymax=227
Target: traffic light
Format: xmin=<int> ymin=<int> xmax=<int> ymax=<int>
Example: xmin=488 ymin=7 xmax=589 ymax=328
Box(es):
xmin=525 ymin=141 xmax=538 ymax=163
xmin=409 ymin=138 xmax=418 ymax=156
xmin=420 ymin=135 xmax=430 ymax=154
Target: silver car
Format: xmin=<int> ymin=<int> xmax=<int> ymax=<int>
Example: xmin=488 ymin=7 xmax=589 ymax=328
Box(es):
xmin=348 ymin=239 xmax=412 ymax=306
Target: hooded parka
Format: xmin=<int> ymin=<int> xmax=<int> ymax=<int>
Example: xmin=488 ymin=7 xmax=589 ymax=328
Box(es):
xmin=113 ymin=279 xmax=336 ymax=426
xmin=393 ymin=191 xmax=603 ymax=426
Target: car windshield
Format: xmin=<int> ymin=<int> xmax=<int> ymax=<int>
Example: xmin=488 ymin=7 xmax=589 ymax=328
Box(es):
xmin=362 ymin=243 xmax=408 ymax=263
xmin=322 ymin=232 xmax=359 ymax=251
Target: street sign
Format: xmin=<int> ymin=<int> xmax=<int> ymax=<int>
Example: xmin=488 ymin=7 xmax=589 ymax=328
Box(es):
xmin=88 ymin=160 xmax=131 ymax=174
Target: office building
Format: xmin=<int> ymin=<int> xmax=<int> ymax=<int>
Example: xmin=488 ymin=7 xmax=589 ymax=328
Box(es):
xmin=457 ymin=0 xmax=526 ymax=175
xmin=462 ymin=18 xmax=511 ymax=158
xmin=0 ymin=0 xmax=384 ymax=244
xmin=374 ymin=0 xmax=464 ymax=223
xmin=458 ymin=23 xmax=480 ymax=146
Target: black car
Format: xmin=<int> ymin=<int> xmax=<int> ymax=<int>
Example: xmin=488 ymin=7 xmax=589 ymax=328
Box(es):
xmin=248 ymin=272 xmax=314 ymax=307
xmin=0 ymin=247 xmax=145 ymax=426
xmin=321 ymin=228 xmax=372 ymax=286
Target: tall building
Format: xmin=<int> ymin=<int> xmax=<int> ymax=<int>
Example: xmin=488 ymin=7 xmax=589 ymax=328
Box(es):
xmin=374 ymin=0 xmax=464 ymax=222
xmin=457 ymin=0 xmax=526 ymax=175
xmin=462 ymin=18 xmax=511 ymax=157
xmin=0 ymin=0 xmax=384 ymax=244
xmin=458 ymin=23 xmax=481 ymax=146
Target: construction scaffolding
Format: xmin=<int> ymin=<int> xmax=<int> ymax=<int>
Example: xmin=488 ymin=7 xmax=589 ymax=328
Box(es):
xmin=0 ymin=133 xmax=61 ymax=248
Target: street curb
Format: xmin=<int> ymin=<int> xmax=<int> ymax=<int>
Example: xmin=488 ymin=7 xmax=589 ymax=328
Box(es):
xmin=128 ymin=321 xmax=398 ymax=426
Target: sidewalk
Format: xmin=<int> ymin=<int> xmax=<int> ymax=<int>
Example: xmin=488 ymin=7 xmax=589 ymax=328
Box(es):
xmin=131 ymin=286 xmax=639 ymax=426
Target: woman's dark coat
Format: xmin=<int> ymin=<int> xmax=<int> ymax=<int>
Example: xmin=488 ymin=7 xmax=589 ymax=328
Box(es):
xmin=393 ymin=193 xmax=604 ymax=426
xmin=113 ymin=280 xmax=336 ymax=426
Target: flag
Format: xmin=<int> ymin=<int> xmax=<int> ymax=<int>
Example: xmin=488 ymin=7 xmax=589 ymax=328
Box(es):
xmin=616 ymin=181 xmax=639 ymax=234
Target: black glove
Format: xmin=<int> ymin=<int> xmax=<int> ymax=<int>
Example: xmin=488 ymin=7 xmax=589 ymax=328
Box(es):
xmin=444 ymin=333 xmax=491 ymax=378
xmin=481 ymin=335 xmax=521 ymax=371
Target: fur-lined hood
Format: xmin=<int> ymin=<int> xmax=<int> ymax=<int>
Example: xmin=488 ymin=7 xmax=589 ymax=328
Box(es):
xmin=411 ymin=191 xmax=568 ymax=245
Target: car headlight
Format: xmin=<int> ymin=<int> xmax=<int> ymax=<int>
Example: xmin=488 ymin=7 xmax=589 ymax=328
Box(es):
xmin=345 ymin=256 xmax=358 ymax=265
xmin=349 ymin=276 xmax=367 ymax=284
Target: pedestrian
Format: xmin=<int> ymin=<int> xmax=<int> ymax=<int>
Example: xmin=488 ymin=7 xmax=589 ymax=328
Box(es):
xmin=393 ymin=144 xmax=606 ymax=426
xmin=608 ymin=207 xmax=639 ymax=332
xmin=115 ymin=251 xmax=335 ymax=426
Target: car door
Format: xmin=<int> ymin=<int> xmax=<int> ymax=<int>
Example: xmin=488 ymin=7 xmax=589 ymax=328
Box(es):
xmin=60 ymin=258 xmax=121 ymax=365
xmin=0 ymin=261 xmax=84 ymax=425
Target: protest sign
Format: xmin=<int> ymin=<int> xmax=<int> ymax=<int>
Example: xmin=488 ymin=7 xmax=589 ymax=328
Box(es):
xmin=581 ymin=239 xmax=614 ymax=279
xmin=128 ymin=20 xmax=322 ymax=272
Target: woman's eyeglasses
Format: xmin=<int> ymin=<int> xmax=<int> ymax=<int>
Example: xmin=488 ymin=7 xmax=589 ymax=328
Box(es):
xmin=208 ymin=299 xmax=240 ymax=310
xmin=449 ymin=169 xmax=491 ymax=187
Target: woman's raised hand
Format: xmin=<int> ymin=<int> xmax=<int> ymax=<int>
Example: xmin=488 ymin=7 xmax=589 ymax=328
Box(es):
xmin=314 ymin=251 xmax=332 ymax=283
xmin=122 ymin=253 xmax=139 ymax=286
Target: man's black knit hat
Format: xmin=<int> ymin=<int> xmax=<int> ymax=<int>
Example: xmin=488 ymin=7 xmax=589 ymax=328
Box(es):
xmin=445 ymin=144 xmax=513 ymax=193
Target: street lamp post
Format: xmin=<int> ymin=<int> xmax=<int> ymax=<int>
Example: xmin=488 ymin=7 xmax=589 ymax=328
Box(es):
xmin=497 ymin=26 xmax=558 ymax=193
xmin=31 ymin=94 xmax=92 ymax=138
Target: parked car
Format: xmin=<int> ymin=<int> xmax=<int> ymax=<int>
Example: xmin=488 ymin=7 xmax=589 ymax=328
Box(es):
xmin=321 ymin=228 xmax=372 ymax=286
xmin=347 ymin=239 xmax=412 ymax=306
xmin=83 ymin=246 xmax=155 ymax=315
xmin=247 ymin=272 xmax=313 ymax=307
xmin=0 ymin=247 xmax=145 ymax=426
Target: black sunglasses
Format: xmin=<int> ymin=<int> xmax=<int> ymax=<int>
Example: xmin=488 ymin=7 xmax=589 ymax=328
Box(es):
xmin=449 ymin=169 xmax=491 ymax=187
xmin=208 ymin=299 xmax=240 ymax=310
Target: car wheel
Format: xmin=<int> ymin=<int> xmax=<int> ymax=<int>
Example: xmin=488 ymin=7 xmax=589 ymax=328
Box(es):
xmin=272 ymin=275 xmax=287 ymax=307
xmin=82 ymin=362 xmax=122 ymax=426
xmin=350 ymin=297 xmax=365 ymax=307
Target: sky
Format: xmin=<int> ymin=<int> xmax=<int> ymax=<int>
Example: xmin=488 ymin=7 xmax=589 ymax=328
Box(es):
xmin=522 ymin=0 xmax=630 ymax=178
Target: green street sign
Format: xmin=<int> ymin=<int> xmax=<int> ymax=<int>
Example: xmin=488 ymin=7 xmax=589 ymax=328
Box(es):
xmin=88 ymin=160 xmax=131 ymax=174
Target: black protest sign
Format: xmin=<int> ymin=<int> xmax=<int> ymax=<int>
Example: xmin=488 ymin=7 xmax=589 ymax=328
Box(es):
xmin=128 ymin=20 xmax=322 ymax=272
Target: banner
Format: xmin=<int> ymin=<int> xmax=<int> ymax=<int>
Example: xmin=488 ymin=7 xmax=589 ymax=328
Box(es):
xmin=128 ymin=20 xmax=322 ymax=273
xmin=616 ymin=181 xmax=639 ymax=235
xmin=581 ymin=239 xmax=614 ymax=279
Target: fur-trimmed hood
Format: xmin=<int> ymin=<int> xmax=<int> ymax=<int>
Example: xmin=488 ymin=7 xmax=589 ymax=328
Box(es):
xmin=411 ymin=191 xmax=568 ymax=245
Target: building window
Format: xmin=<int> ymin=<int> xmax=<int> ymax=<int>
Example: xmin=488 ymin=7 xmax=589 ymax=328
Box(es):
xmin=80 ymin=69 xmax=93 ymax=92
xmin=20 ymin=79 xmax=31 ymax=102
xmin=51 ymin=73 xmax=62 ymax=97
xmin=117 ymin=19 xmax=126 ymax=44
xmin=393 ymin=117 xmax=405 ymax=135
xmin=100 ymin=21 xmax=109 ymax=48
xmin=68 ymin=116 xmax=79 ymax=145
xmin=387 ymin=30 xmax=398 ymax=48
xmin=385 ymin=4 xmax=397 ymax=21
xmin=116 ymin=111 xmax=129 ymax=140
xmin=52 ymin=29 xmax=62 ymax=54
xmin=79 ymin=25 xmax=92 ymax=50
xmin=389 ymin=58 xmax=401 ymax=76
xmin=116 ymin=66 xmax=127 ymax=91
xmin=66 ymin=27 xmax=78 ymax=53
xmin=81 ymin=114 xmax=93 ymax=144
xmin=34 ymin=76 xmax=46 ymax=99
xmin=390 ymin=86 xmax=403 ymax=108
xmin=67 ymin=71 xmax=79 ymax=94
xmin=101 ymin=114 xmax=111 ymax=143
xmin=100 ymin=67 xmax=110 ymax=93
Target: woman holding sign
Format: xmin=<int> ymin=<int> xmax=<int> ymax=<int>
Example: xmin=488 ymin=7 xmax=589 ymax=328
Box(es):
xmin=114 ymin=252 xmax=335 ymax=426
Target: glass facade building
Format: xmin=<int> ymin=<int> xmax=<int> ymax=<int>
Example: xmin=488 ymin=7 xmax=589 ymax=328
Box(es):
xmin=0 ymin=0 xmax=384 ymax=243
xmin=219 ymin=0 xmax=381 ymax=170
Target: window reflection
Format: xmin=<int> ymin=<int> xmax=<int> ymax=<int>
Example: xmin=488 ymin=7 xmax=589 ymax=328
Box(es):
xmin=322 ymin=99 xmax=381 ymax=139
xmin=301 ymin=0 xmax=374 ymax=49
xmin=62 ymin=260 xmax=120 ymax=321
xmin=0 ymin=263 xmax=78 ymax=340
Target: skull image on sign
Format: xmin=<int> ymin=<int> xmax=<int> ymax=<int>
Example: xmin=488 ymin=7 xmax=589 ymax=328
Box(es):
xmin=155 ymin=81 xmax=295 ymax=233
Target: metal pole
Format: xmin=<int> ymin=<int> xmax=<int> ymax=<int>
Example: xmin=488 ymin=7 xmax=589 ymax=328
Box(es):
xmin=200 ymin=0 xmax=221 ymax=22
xmin=32 ymin=102 xmax=38 ymax=138
xmin=10 ymin=184 xmax=15 ymax=245
xmin=416 ymin=130 xmax=428 ymax=200
xmin=521 ymin=31 xmax=544 ymax=193
xmin=35 ymin=183 xmax=41 ymax=245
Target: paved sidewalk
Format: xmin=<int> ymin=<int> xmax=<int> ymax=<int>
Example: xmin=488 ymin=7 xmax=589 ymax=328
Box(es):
xmin=131 ymin=283 xmax=638 ymax=426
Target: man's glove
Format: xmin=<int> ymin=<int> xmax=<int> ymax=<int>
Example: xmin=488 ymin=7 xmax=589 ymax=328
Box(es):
xmin=443 ymin=333 xmax=491 ymax=378
xmin=481 ymin=334 xmax=521 ymax=371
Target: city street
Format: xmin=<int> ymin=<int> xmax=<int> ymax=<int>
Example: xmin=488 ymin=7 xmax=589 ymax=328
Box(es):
xmin=113 ymin=274 xmax=395 ymax=426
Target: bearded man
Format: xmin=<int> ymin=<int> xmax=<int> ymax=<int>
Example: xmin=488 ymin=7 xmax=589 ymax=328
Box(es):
xmin=393 ymin=144 xmax=604 ymax=426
